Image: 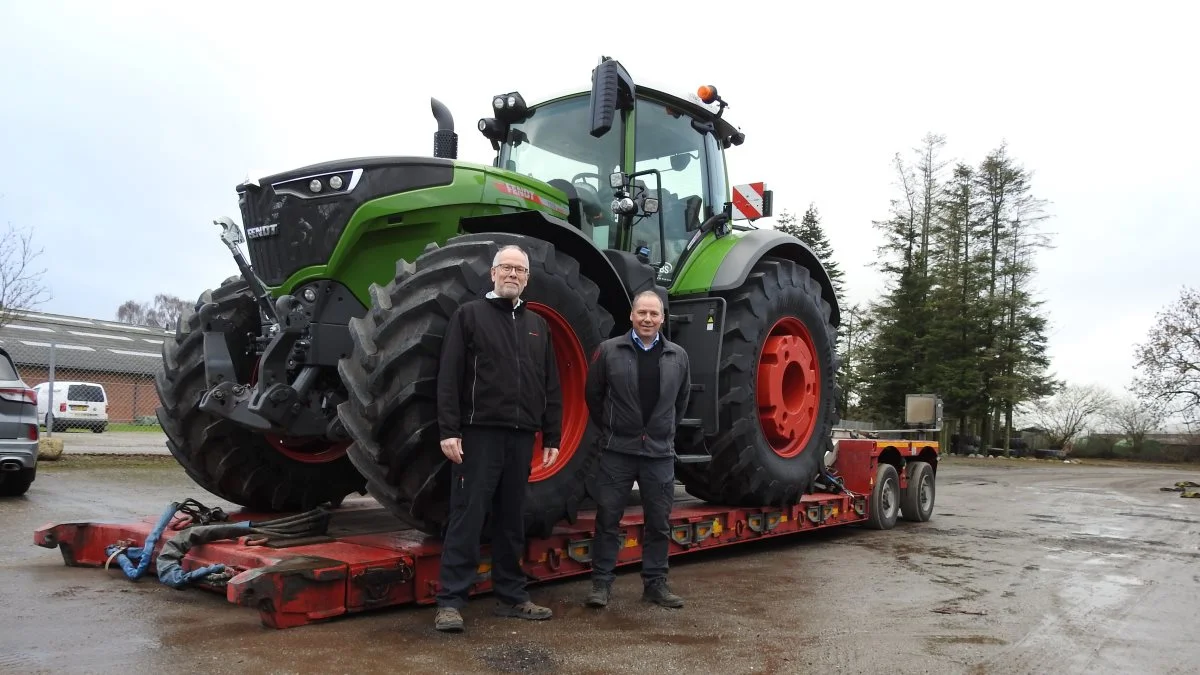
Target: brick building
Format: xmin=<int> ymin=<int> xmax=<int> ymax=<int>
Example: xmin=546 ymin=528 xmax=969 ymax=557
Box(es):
xmin=0 ymin=310 xmax=171 ymax=424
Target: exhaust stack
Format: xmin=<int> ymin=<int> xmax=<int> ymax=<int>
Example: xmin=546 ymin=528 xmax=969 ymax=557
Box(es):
xmin=431 ymin=98 xmax=458 ymax=160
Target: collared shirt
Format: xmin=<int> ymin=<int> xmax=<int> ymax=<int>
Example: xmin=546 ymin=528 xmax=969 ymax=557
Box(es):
xmin=485 ymin=290 xmax=523 ymax=308
xmin=630 ymin=328 xmax=661 ymax=351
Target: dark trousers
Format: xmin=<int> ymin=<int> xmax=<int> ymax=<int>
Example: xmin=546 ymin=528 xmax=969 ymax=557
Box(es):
xmin=590 ymin=450 xmax=675 ymax=587
xmin=436 ymin=426 xmax=534 ymax=609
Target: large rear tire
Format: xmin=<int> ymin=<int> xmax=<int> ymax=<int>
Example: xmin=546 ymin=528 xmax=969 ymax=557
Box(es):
xmin=337 ymin=234 xmax=613 ymax=536
xmin=676 ymin=258 xmax=840 ymax=505
xmin=155 ymin=277 xmax=366 ymax=511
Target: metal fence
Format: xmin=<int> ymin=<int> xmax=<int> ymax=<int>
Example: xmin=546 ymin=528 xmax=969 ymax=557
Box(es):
xmin=0 ymin=312 xmax=169 ymax=436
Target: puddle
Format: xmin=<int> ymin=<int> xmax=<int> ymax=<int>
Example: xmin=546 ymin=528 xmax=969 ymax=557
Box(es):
xmin=926 ymin=635 xmax=1008 ymax=646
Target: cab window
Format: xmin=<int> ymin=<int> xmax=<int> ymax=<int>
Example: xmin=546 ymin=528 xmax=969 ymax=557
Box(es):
xmin=632 ymin=99 xmax=715 ymax=280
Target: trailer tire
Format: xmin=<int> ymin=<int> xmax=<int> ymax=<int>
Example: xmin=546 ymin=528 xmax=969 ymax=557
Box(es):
xmin=866 ymin=463 xmax=900 ymax=530
xmin=676 ymin=257 xmax=840 ymax=506
xmin=900 ymin=461 xmax=935 ymax=522
xmin=337 ymin=234 xmax=612 ymax=537
xmin=156 ymin=278 xmax=366 ymax=512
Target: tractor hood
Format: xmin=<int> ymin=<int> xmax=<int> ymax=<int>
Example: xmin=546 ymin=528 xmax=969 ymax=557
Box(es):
xmin=235 ymin=157 xmax=454 ymax=286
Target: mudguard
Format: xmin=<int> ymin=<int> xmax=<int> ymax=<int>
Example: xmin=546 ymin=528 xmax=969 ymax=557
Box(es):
xmin=710 ymin=228 xmax=841 ymax=327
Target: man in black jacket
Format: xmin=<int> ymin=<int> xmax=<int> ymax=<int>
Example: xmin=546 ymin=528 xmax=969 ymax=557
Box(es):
xmin=433 ymin=244 xmax=561 ymax=632
xmin=584 ymin=289 xmax=690 ymax=609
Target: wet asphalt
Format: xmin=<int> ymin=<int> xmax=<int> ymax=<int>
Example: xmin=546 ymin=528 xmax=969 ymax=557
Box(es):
xmin=1 ymin=455 xmax=1199 ymax=674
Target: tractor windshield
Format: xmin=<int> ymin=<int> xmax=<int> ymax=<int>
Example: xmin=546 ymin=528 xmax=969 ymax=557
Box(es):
xmin=631 ymin=98 xmax=727 ymax=281
xmin=500 ymin=95 xmax=623 ymax=248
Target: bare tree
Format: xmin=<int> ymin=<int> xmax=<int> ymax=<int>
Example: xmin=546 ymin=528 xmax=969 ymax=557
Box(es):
xmin=1023 ymin=383 xmax=1115 ymax=450
xmin=152 ymin=294 xmax=190 ymax=330
xmin=1133 ymin=287 xmax=1200 ymax=429
xmin=115 ymin=293 xmax=192 ymax=330
xmin=1104 ymin=396 xmax=1167 ymax=454
xmin=0 ymin=222 xmax=51 ymax=328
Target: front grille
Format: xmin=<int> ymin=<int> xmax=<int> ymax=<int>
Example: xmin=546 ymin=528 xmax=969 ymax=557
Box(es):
xmin=236 ymin=157 xmax=455 ymax=286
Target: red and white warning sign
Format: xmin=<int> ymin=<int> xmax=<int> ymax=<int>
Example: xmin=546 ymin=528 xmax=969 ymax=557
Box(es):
xmin=731 ymin=182 xmax=767 ymax=221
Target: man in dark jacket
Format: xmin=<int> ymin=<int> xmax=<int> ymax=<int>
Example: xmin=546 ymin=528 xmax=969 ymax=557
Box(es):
xmin=433 ymin=244 xmax=561 ymax=632
xmin=584 ymin=289 xmax=690 ymax=609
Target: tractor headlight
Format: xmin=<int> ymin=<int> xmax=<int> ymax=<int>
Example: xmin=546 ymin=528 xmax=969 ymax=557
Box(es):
xmin=612 ymin=196 xmax=636 ymax=215
xmin=492 ymin=92 xmax=528 ymax=123
xmin=643 ymin=197 xmax=660 ymax=214
xmin=609 ymin=172 xmax=627 ymax=189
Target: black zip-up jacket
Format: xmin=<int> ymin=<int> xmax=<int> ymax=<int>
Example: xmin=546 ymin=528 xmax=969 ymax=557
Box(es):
xmin=437 ymin=294 xmax=562 ymax=447
xmin=585 ymin=332 xmax=691 ymax=458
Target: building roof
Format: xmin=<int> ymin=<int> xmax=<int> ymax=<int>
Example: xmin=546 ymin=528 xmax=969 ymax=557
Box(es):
xmin=0 ymin=309 xmax=172 ymax=377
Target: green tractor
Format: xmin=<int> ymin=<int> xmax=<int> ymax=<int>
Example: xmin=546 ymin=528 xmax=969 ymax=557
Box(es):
xmin=155 ymin=56 xmax=842 ymax=537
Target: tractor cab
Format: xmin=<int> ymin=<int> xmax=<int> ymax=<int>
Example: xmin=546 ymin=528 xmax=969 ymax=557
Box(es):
xmin=479 ymin=58 xmax=746 ymax=283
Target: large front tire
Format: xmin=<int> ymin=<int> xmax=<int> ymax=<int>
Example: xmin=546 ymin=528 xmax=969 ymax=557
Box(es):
xmin=676 ymin=258 xmax=840 ymax=505
xmin=155 ymin=278 xmax=366 ymax=512
xmin=337 ymin=234 xmax=613 ymax=536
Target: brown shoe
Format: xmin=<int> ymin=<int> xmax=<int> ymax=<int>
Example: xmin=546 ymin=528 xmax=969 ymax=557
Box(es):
xmin=494 ymin=600 xmax=553 ymax=620
xmin=435 ymin=606 xmax=464 ymax=632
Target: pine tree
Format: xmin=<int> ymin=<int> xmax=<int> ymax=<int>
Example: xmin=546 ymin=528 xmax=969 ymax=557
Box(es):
xmin=775 ymin=205 xmax=845 ymax=300
xmin=836 ymin=303 xmax=875 ymax=418
xmin=972 ymin=143 xmax=1056 ymax=447
xmin=859 ymin=152 xmax=930 ymax=424
xmin=990 ymin=165 xmax=1057 ymax=450
xmin=922 ymin=162 xmax=989 ymax=437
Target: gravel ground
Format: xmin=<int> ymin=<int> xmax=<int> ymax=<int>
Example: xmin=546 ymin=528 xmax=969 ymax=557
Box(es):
xmin=1 ymin=455 xmax=1198 ymax=674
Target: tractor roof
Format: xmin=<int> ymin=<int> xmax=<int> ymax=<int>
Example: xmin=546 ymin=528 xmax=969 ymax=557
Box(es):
xmin=531 ymin=82 xmax=743 ymax=145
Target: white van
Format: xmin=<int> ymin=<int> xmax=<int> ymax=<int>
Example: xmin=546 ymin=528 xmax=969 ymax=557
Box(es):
xmin=34 ymin=381 xmax=109 ymax=433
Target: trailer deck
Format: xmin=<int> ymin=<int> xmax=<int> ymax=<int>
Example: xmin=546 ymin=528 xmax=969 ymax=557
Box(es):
xmin=32 ymin=438 xmax=938 ymax=629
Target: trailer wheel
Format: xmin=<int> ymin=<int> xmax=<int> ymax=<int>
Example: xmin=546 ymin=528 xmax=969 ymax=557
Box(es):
xmin=337 ymin=234 xmax=612 ymax=537
xmin=866 ymin=463 xmax=900 ymax=530
xmin=900 ymin=461 xmax=935 ymax=522
xmin=676 ymin=257 xmax=840 ymax=505
xmin=155 ymin=277 xmax=366 ymax=512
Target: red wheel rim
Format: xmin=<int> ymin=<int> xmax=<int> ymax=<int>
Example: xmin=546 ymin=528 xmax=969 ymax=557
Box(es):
xmin=525 ymin=302 xmax=587 ymax=482
xmin=249 ymin=358 xmax=350 ymax=464
xmin=756 ymin=316 xmax=820 ymax=458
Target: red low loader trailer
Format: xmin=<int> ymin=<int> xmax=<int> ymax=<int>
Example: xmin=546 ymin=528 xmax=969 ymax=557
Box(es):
xmin=33 ymin=437 xmax=938 ymax=629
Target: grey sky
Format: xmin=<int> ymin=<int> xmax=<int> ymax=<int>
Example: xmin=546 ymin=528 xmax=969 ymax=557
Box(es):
xmin=1 ymin=1 xmax=1196 ymax=398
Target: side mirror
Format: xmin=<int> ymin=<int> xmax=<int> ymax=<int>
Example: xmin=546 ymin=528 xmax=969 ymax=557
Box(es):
xmin=589 ymin=57 xmax=636 ymax=138
xmin=669 ymin=152 xmax=695 ymax=172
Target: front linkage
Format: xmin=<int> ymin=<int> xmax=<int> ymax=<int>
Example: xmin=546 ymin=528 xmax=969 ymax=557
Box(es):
xmin=198 ymin=217 xmax=348 ymax=443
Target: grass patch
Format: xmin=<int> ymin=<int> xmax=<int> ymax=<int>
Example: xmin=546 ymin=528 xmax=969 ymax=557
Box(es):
xmin=38 ymin=454 xmax=179 ymax=472
xmin=40 ymin=423 xmax=163 ymax=434
xmin=107 ymin=423 xmax=164 ymax=433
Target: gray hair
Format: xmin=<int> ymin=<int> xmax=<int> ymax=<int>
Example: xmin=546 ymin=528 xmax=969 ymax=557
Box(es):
xmin=631 ymin=289 xmax=664 ymax=312
xmin=493 ymin=244 xmax=529 ymax=267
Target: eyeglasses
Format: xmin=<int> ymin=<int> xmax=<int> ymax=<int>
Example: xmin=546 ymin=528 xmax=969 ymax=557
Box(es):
xmin=493 ymin=263 xmax=529 ymax=276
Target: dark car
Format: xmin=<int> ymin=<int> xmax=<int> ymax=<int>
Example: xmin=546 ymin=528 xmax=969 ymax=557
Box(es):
xmin=0 ymin=346 xmax=39 ymax=496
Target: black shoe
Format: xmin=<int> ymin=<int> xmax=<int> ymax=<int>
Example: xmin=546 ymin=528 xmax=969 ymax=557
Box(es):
xmin=642 ymin=581 xmax=684 ymax=608
xmin=585 ymin=581 xmax=611 ymax=608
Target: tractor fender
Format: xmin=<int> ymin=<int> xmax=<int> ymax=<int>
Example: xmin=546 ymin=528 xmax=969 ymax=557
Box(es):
xmin=710 ymin=229 xmax=841 ymax=327
xmin=459 ymin=210 xmax=651 ymax=335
